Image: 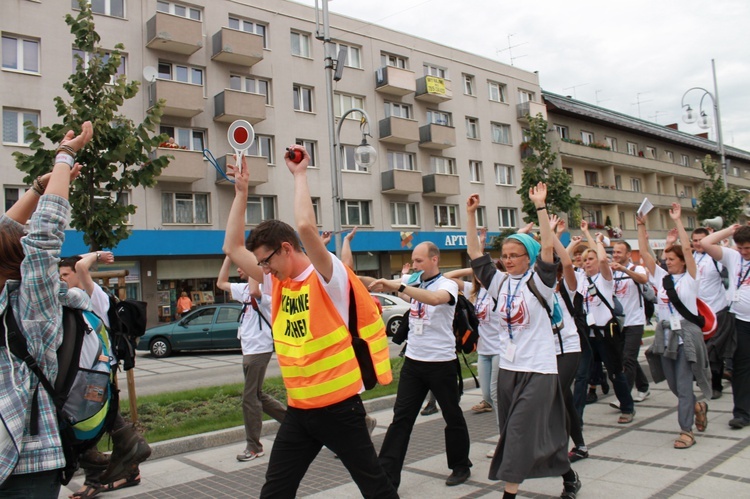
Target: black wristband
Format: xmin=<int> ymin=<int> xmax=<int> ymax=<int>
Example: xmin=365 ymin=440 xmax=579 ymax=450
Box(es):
xmin=536 ymin=205 xmax=547 ymax=212
xmin=398 ymin=283 xmax=406 ymax=293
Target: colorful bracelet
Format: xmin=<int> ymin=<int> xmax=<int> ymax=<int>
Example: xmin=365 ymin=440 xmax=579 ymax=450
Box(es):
xmin=31 ymin=178 xmax=44 ymax=196
xmin=55 ymin=153 xmax=75 ymax=168
xmin=56 ymin=144 xmax=76 ymax=156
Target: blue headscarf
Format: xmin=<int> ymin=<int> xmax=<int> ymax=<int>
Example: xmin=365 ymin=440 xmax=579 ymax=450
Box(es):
xmin=506 ymin=233 xmax=541 ymax=266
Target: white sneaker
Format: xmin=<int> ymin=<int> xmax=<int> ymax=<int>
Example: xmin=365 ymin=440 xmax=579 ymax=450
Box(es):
xmin=486 ymin=448 xmax=495 ymax=458
xmin=609 ymin=400 xmax=620 ymax=410
xmin=633 ymin=390 xmax=650 ymax=403
xmin=236 ymin=449 xmax=264 ymax=462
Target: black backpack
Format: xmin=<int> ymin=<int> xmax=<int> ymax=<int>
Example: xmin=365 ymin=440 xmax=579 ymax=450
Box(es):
xmin=106 ymin=296 xmax=148 ymax=371
xmin=0 ymin=306 xmax=119 ymax=485
xmin=453 ymin=292 xmax=480 ymax=354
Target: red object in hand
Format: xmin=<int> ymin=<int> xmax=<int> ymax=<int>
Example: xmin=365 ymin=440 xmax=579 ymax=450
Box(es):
xmin=287 ymin=147 xmax=303 ymax=163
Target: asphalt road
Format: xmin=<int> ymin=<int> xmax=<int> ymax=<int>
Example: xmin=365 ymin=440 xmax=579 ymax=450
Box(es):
xmin=117 ymin=341 xmax=406 ymax=400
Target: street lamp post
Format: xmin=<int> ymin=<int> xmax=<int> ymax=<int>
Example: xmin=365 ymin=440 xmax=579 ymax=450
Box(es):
xmin=680 ymin=59 xmax=727 ymax=187
xmin=314 ymin=1 xmax=378 ymax=256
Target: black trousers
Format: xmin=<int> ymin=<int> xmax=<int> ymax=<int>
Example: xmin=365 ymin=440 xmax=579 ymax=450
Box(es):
xmin=732 ymin=318 xmax=750 ymax=423
xmin=260 ymin=395 xmax=398 ymax=499
xmin=557 ymin=351 xmax=584 ymax=447
xmin=378 ymin=357 xmax=471 ymax=489
xmin=619 ymin=325 xmax=650 ymax=392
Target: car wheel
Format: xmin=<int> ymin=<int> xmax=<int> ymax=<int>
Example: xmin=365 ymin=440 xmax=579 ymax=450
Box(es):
xmin=150 ymin=337 xmax=172 ymax=358
xmin=386 ymin=317 xmax=401 ymax=337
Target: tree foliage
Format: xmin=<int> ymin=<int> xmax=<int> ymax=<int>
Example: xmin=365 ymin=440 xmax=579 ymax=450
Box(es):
xmin=13 ymin=1 xmax=171 ymax=251
xmin=517 ymin=113 xmax=580 ymax=224
xmin=695 ymin=155 xmax=744 ymax=227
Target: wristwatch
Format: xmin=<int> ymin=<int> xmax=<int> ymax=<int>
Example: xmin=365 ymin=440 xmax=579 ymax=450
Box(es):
xmin=398 ymin=283 xmax=406 ymax=293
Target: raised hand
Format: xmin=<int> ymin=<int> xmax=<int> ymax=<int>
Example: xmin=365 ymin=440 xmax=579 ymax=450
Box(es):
xmin=229 ymin=157 xmax=249 ymax=195
xmin=478 ymin=227 xmax=487 ymax=248
xmin=321 ymin=231 xmax=332 ymax=245
xmin=580 ymin=219 xmax=589 ymax=232
xmin=528 ymin=182 xmax=547 ymax=205
xmin=97 ymin=251 xmax=115 ymax=264
xmin=665 ymin=228 xmax=678 ymax=247
xmin=466 ymin=193 xmax=480 ymax=213
xmin=517 ymin=222 xmax=534 ymax=234
xmin=557 ymin=218 xmax=568 ymax=235
xmin=548 ymin=213 xmax=560 ymax=232
xmin=401 ymin=262 xmax=411 ymax=275
xmin=285 ymin=144 xmax=310 ymax=175
xmin=60 ymin=120 xmax=93 ymax=153
xmin=345 ymin=227 xmax=358 ymax=242
xmin=669 ymin=202 xmax=682 ymax=220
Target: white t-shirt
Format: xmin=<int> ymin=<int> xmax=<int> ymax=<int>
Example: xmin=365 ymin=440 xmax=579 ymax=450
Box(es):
xmin=556 ymin=283 xmax=582 ymax=355
xmin=650 ymin=265 xmax=699 ymax=322
xmin=694 ymin=252 xmax=728 ymax=312
xmin=720 ymin=248 xmax=750 ymax=321
xmin=612 ymin=264 xmax=647 ymax=327
xmin=231 ymin=282 xmax=273 ymax=355
xmin=90 ymin=283 xmax=111 ymax=328
xmin=80 ymin=283 xmax=115 ymax=368
xmin=464 ymin=281 xmax=501 ymax=356
xmin=487 ymin=270 xmax=558 ymax=374
xmin=404 ymin=275 xmax=458 ymax=362
xmin=577 ymin=272 xmax=615 ymax=328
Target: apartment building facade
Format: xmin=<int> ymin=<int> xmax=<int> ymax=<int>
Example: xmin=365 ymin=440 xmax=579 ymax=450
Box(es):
xmin=542 ymin=92 xmax=750 ymax=254
xmin=2 ymin=0 xmax=541 ymax=325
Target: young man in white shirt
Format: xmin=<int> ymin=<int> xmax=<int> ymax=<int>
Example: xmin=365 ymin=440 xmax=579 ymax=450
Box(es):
xmin=610 ymin=241 xmax=651 ymax=403
xmin=370 ymin=242 xmax=473 ymax=489
xmin=700 ymin=225 xmax=750 ymax=429
xmin=692 ymin=228 xmax=735 ymax=399
xmin=217 ymin=257 xmax=286 ymax=462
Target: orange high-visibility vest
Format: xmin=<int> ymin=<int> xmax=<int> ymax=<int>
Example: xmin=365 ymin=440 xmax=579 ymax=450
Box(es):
xmin=271 ymin=266 xmax=392 ymax=409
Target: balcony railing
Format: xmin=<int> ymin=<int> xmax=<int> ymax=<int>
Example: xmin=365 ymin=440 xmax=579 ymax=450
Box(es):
xmin=381 ymin=169 xmax=423 ymax=194
xmin=154 ymin=148 xmax=205 ymax=183
xmin=214 ymin=89 xmax=266 ymax=124
xmin=415 ymin=76 xmax=452 ymax=103
xmin=211 ymin=27 xmax=263 ymax=66
xmin=375 ymin=66 xmax=416 ymax=96
xmin=146 ymin=12 xmax=203 ymax=55
xmin=418 ymin=124 xmax=456 ymax=149
xmin=379 ymin=116 xmax=419 ymax=145
xmin=215 ymin=154 xmax=267 ymax=186
xmin=149 ymin=80 xmax=204 ymax=118
xmin=422 ymin=173 xmax=460 ymax=197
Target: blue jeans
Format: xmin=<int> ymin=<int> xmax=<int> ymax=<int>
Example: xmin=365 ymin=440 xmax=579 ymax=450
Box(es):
xmin=478 ymin=353 xmax=499 ymax=423
xmin=0 ymin=470 xmax=61 ymax=498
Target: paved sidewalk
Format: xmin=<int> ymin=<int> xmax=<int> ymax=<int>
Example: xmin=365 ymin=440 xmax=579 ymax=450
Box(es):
xmin=60 ymin=377 xmax=750 ymax=498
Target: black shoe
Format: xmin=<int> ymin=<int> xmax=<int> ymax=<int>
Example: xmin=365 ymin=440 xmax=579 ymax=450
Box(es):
xmin=445 ymin=468 xmax=471 ymax=486
xmin=601 ymin=382 xmax=610 ymax=395
xmin=568 ymin=446 xmax=589 ymax=463
xmin=712 ymin=389 xmax=723 ymax=400
xmin=729 ymin=418 xmax=750 ymax=429
xmin=561 ymin=470 xmax=582 ymax=498
xmin=421 ymin=403 xmax=439 ymax=416
xmin=586 ymin=390 xmax=598 ymax=405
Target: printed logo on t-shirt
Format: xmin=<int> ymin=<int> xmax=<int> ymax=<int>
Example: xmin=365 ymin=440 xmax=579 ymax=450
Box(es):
xmin=276 ymin=286 xmax=311 ymax=342
xmin=498 ymin=295 xmax=529 ymax=330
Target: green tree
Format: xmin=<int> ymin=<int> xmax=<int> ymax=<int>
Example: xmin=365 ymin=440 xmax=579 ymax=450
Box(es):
xmin=695 ymin=155 xmax=744 ymax=227
xmin=14 ymin=1 xmax=170 ymax=251
xmin=517 ymin=113 xmax=580 ymax=224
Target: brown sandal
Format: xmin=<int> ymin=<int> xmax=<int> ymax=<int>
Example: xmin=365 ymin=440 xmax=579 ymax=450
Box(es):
xmin=695 ymin=401 xmax=708 ymax=432
xmin=617 ymin=412 xmax=635 ymax=424
xmin=674 ymin=431 xmax=695 ymax=449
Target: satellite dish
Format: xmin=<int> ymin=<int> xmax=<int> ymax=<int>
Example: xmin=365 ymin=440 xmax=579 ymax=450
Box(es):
xmin=143 ymin=66 xmax=157 ymax=83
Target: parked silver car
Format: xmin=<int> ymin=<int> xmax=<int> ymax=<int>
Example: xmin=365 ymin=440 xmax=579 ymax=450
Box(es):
xmin=370 ymin=292 xmax=411 ymax=337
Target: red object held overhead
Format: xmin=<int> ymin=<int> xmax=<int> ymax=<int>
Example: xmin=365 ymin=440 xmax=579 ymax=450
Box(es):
xmin=233 ymin=127 xmax=249 ymax=144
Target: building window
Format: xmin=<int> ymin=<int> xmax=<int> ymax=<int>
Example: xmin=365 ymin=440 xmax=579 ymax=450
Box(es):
xmin=488 ymin=81 xmax=507 ymax=103
xmin=384 ymin=101 xmax=411 ymax=119
xmin=584 ymin=170 xmax=598 ymax=186
xmin=72 ymin=49 xmax=126 ymax=83
xmin=427 ymin=109 xmax=451 ymax=126
xmin=290 ymin=31 xmax=311 ymax=57
xmin=687 ymin=216 xmax=696 ymax=229
xmin=645 ymin=146 xmax=656 ymax=159
xmin=73 ymin=0 xmax=125 ymax=17
xmin=156 ymin=1 xmax=201 ymax=20
xmin=4 ymin=186 xmax=30 ymax=212
xmin=3 ymin=108 xmax=39 ymax=145
xmin=434 ymin=204 xmax=458 ymax=228
xmin=605 ymin=136 xmax=617 ymax=152
xmin=293 ymin=84 xmax=314 ymax=112
xmin=463 ymin=74 xmax=475 ymax=96
xmin=295 ymin=139 xmax=317 ymax=167
xmin=430 ymin=156 xmax=455 ymax=175
xmin=680 ymin=154 xmax=690 ymax=166
xmin=228 ymin=16 xmax=267 ymax=48
xmin=581 ymin=131 xmax=594 ymax=145
xmin=248 ymin=134 xmax=273 ymax=165
xmin=157 ymin=61 xmax=203 ymax=85
xmin=518 ymin=89 xmax=534 ymax=103
xmin=159 ymin=126 xmax=204 ymax=151
xmin=381 ymin=52 xmax=407 ymax=69
xmin=563 ymin=167 xmax=573 ymax=178
xmin=341 ymin=144 xmax=367 ymax=172
xmin=631 ymin=178 xmax=642 ymax=192
xmin=466 ymin=117 xmax=479 ymax=139
xmin=229 ymin=75 xmax=271 ymax=104
xmin=333 ymin=92 xmax=363 ymax=120
xmin=665 ymin=151 xmax=674 ymax=163
xmin=615 ymin=175 xmax=622 ymax=190
xmin=491 ymin=123 xmax=511 ymax=145
xmin=619 ymin=211 xmax=626 ymax=230
xmin=423 ymin=64 xmax=447 ymax=79
xmin=582 ymin=206 xmax=603 ymax=226
xmin=554 ymin=124 xmax=568 ymax=139
xmin=627 ymin=141 xmax=638 ymax=156
xmin=494 ymin=164 xmax=514 ymax=186
xmin=387 ymin=151 xmax=415 ymax=171
xmin=311 ymin=197 xmax=321 ymax=225
xmin=469 ymin=160 xmax=483 ymax=183
xmin=341 ymin=200 xmax=371 ymax=226
xmin=334 ymin=42 xmax=361 ymax=68
xmin=246 ymin=196 xmax=275 ymax=224
xmin=113 ymin=190 xmax=131 ymax=223
xmin=498 ymin=208 xmax=517 ymax=229
xmin=657 ymin=181 xmax=662 ymax=194
xmin=2 ymin=35 xmax=40 ymax=73
xmin=683 ymin=186 xmax=694 ymax=198
xmin=161 ymin=192 xmax=209 ymax=224
xmin=476 ymin=206 xmax=487 ymax=228
xmin=391 ymin=202 xmax=419 ymax=227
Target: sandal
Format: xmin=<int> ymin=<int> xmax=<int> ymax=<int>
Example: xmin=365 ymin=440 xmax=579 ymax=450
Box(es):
xmin=695 ymin=401 xmax=709 ymax=432
xmin=674 ymin=431 xmax=695 ymax=449
xmin=70 ymin=482 xmax=103 ymax=499
xmin=617 ymin=411 xmax=635 ymax=424
xmin=101 ymin=473 xmax=141 ymax=493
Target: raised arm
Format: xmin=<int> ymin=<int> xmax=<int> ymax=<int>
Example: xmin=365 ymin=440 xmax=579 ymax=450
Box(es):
xmin=580 ymin=219 xmax=596 ymax=250
xmin=75 ymin=251 xmax=114 ymax=297
xmin=670 ymin=203 xmax=696 ymax=278
xmin=701 ymin=225 xmax=738 ymax=262
xmin=217 ymin=256 xmax=233 ymax=292
xmin=636 ymin=214 xmax=656 ymax=275
xmin=341 ymin=227 xmax=357 ymax=269
xmin=551 ymin=217 xmax=577 ymax=290
xmin=444 ymin=267 xmax=473 ymax=290
xmin=529 ymin=182 xmax=553 ymax=263
xmin=595 ymin=232 xmax=613 ymax=280
xmin=465 ymin=194 xmax=483 ymax=260
xmin=369 ymin=277 xmax=453 ymax=306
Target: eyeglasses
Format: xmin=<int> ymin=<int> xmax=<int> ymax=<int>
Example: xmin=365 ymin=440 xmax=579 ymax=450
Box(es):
xmin=500 ymin=253 xmax=528 ymax=261
xmin=257 ymin=246 xmax=282 ymax=268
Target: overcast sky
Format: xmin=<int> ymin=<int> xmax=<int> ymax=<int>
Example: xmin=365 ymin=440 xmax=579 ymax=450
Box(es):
xmin=295 ymin=0 xmax=750 ymax=152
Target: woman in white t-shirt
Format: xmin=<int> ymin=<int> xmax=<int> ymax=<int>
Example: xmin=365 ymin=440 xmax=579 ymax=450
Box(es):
xmin=639 ymin=203 xmax=711 ymax=449
xmin=466 ymin=183 xmax=579 ymax=499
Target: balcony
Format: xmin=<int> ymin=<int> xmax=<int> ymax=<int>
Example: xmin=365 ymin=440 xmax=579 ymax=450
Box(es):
xmin=379 ymin=116 xmax=419 ymax=145
xmin=375 ymin=66 xmax=416 ymax=96
xmin=154 ymin=148 xmax=205 ymax=183
xmin=422 ymin=173 xmax=460 ymax=197
xmin=571 ymin=184 xmax=696 ymax=210
xmin=146 ymin=12 xmax=203 ymax=56
xmin=381 ymin=169 xmax=423 ymax=195
xmin=214 ymin=89 xmax=266 ymax=124
xmin=211 ymin=27 xmax=264 ymax=66
xmin=419 ymin=124 xmax=456 ymax=149
xmin=215 ymin=154 xmax=267 ymax=186
xmin=516 ymin=101 xmax=548 ymax=122
xmin=415 ymin=76 xmax=452 ymax=103
xmin=149 ymin=80 xmax=204 ymax=118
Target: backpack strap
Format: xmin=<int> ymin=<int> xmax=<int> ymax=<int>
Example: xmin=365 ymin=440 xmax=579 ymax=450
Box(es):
xmin=250 ymin=296 xmax=272 ymax=330
xmin=491 ymin=273 xmax=510 ymax=312
xmin=662 ymin=274 xmax=705 ymax=328
xmin=527 ymin=274 xmax=564 ymax=354
xmin=587 ymin=276 xmax=616 ymax=319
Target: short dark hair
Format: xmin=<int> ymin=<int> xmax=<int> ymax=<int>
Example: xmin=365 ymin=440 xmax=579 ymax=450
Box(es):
xmin=247 ymin=220 xmax=302 ymax=252
xmin=59 ymin=255 xmax=82 ymax=270
xmin=692 ymin=227 xmax=710 ymax=237
xmin=0 ymin=224 xmax=25 ymax=282
xmin=735 ymin=226 xmax=750 ymax=245
xmin=614 ymin=241 xmax=631 ymax=252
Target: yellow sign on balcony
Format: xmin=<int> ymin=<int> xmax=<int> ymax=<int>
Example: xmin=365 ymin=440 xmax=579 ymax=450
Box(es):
xmin=425 ymin=76 xmax=446 ymax=95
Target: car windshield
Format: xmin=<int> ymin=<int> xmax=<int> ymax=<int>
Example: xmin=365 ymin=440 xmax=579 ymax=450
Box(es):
xmin=185 ymin=308 xmax=215 ymax=326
